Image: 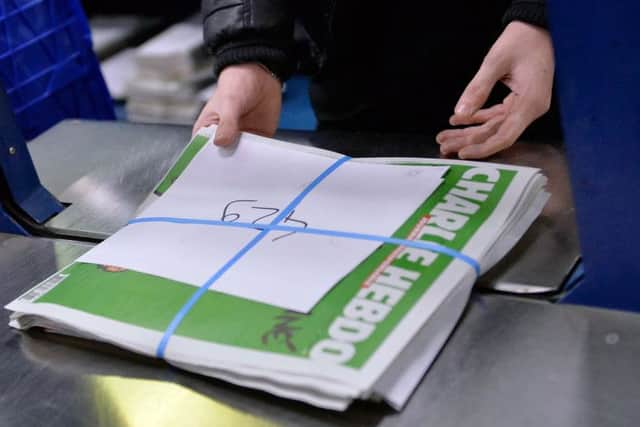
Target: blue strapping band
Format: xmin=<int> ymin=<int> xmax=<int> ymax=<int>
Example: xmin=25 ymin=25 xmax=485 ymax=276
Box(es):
xmin=129 ymin=217 xmax=481 ymax=276
xmin=153 ymin=156 xmax=351 ymax=358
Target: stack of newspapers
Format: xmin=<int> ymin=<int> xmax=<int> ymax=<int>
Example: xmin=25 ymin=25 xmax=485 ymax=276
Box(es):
xmin=125 ymin=21 xmax=214 ymax=124
xmin=6 ymin=127 xmax=549 ymax=410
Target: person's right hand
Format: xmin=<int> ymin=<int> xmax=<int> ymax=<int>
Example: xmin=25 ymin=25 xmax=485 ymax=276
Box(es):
xmin=193 ymin=63 xmax=282 ymax=146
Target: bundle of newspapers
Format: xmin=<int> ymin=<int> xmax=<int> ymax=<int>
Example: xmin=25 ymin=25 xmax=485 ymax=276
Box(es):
xmin=125 ymin=21 xmax=215 ymax=125
xmin=6 ymin=127 xmax=549 ymax=410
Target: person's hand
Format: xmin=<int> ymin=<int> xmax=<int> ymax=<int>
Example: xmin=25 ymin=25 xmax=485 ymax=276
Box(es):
xmin=436 ymin=21 xmax=554 ymax=159
xmin=193 ymin=63 xmax=282 ymax=146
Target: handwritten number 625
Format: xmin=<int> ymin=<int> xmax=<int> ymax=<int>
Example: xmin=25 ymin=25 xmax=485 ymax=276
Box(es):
xmin=221 ymin=200 xmax=308 ymax=242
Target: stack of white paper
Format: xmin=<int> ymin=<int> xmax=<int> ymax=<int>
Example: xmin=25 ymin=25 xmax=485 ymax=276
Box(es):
xmin=125 ymin=21 xmax=214 ymax=124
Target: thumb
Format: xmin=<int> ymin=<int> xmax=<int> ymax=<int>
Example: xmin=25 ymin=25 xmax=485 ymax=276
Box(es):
xmin=192 ymin=110 xmax=220 ymax=137
xmin=213 ymin=112 xmax=241 ymax=147
xmin=455 ymin=55 xmax=506 ymax=118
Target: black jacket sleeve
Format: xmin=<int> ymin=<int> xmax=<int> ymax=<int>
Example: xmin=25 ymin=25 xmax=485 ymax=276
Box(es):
xmin=202 ymin=0 xmax=295 ymax=81
xmin=503 ymin=0 xmax=547 ymax=28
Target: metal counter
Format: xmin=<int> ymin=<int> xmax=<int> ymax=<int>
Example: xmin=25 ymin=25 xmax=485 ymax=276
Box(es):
xmin=1 ymin=233 xmax=638 ymax=426
xmin=28 ymin=120 xmax=579 ymax=295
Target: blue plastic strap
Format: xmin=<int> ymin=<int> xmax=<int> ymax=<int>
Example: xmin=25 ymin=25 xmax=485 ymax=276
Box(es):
xmin=155 ymin=228 xmax=270 ymax=358
xmin=154 ymin=156 xmax=350 ymax=358
xmin=129 ymin=217 xmax=481 ymax=276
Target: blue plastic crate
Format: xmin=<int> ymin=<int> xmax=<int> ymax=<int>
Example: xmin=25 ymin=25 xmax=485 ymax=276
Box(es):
xmin=0 ymin=0 xmax=114 ymax=140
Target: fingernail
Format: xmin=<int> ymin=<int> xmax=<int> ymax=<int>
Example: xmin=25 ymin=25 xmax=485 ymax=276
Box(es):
xmin=455 ymin=103 xmax=469 ymax=116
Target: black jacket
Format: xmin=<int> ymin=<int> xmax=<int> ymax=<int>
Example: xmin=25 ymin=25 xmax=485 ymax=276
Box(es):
xmin=202 ymin=1 xmax=557 ymax=134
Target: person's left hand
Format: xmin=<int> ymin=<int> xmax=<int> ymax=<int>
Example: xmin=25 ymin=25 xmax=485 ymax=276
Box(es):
xmin=436 ymin=21 xmax=555 ymax=159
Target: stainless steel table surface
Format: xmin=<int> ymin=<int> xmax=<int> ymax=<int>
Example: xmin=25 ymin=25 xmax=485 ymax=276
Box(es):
xmin=1 ymin=233 xmax=638 ymax=427
xmin=28 ymin=120 xmax=579 ymax=295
